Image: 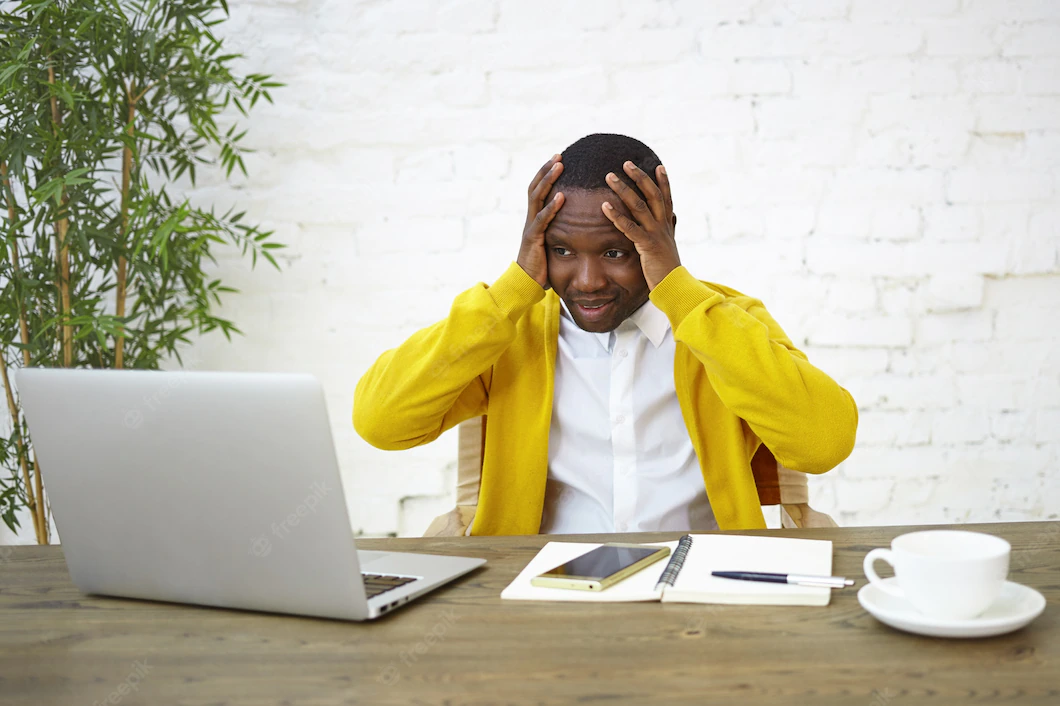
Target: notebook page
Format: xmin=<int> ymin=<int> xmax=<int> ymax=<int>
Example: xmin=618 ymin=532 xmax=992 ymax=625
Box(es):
xmin=501 ymin=541 xmax=678 ymax=602
xmin=661 ymin=534 xmax=833 ymax=606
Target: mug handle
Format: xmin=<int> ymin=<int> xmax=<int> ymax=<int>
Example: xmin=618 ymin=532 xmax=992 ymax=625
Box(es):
xmin=863 ymin=548 xmax=905 ymax=599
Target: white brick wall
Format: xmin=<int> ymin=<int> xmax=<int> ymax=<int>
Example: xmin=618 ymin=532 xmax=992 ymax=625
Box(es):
xmin=5 ymin=0 xmax=1058 ymax=545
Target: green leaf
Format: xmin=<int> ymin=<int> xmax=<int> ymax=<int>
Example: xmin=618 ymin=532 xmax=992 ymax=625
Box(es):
xmin=0 ymin=0 xmax=285 ymax=533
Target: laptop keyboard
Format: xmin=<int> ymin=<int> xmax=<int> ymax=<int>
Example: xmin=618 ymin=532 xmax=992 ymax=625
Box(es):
xmin=362 ymin=573 xmax=418 ymax=599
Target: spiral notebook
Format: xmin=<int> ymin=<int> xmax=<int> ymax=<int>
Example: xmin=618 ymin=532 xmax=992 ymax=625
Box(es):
xmin=500 ymin=534 xmax=834 ymax=606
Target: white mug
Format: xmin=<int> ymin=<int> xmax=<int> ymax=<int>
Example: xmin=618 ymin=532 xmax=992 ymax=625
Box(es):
xmin=863 ymin=530 xmax=1010 ymax=620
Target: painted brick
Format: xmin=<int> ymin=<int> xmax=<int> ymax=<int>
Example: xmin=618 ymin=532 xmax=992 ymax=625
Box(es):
xmin=1029 ymin=207 xmax=1060 ymax=242
xmin=932 ymin=407 xmax=992 ymax=444
xmin=699 ymin=24 xmax=829 ymax=58
xmin=12 ymin=0 xmax=1060 ymax=543
xmin=956 ymin=374 xmax=1033 ymax=410
xmin=800 ymin=347 xmax=890 ymax=378
xmin=844 ymin=445 xmax=951 ymax=480
xmin=995 ymin=306 xmax=1056 ymax=340
xmin=911 ymin=59 xmax=962 ymax=95
xmin=923 ymin=204 xmax=982 ymax=242
xmin=355 ymin=216 xmax=464 ymax=256
xmin=828 ymin=279 xmax=880 ymax=312
xmin=835 ymin=478 xmax=897 ymax=513
xmin=924 ymin=274 xmax=985 ymax=312
xmin=946 ymin=169 xmax=1054 ymax=203
xmin=755 ymin=96 xmax=867 ymax=140
xmin=806 ymin=314 xmax=913 ymax=347
xmin=990 ymin=410 xmax=1035 ymax=441
xmin=962 ymin=0 xmax=1060 ymax=22
xmin=1036 ymin=409 xmax=1060 ymax=442
xmin=823 ymin=23 xmax=926 ymax=57
xmin=1000 ymin=23 xmax=1060 ymax=57
xmin=855 ymin=410 xmax=904 ymax=446
xmin=960 ymin=60 xmax=1025 ymax=94
xmin=851 ymin=0 xmax=960 ymax=20
xmin=915 ymin=310 xmax=995 ymax=345
xmin=848 ymin=374 xmax=958 ymax=410
xmin=489 ymin=67 xmax=610 ymax=103
xmin=827 ymin=168 xmax=946 ymax=204
xmin=436 ymin=0 xmax=497 ymax=33
xmin=966 ymin=132 xmax=1027 ymax=167
xmin=924 ymin=23 xmax=999 ymax=57
xmin=1022 ymin=59 xmax=1060 ymax=94
xmin=806 ymin=240 xmax=905 ymax=276
xmin=976 ymin=96 xmax=1060 ymax=132
xmin=1024 ymin=133 xmax=1060 ymax=167
xmin=496 ymin=0 xmax=617 ymax=32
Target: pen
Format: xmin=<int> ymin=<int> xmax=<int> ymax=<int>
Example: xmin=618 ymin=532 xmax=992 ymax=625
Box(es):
xmin=712 ymin=571 xmax=855 ymax=589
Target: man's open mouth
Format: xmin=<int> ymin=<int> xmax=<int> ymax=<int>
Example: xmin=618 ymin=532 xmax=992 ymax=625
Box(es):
xmin=573 ymin=299 xmax=615 ymax=323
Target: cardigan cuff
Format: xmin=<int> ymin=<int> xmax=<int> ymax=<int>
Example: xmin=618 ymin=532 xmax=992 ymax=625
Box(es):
xmin=488 ymin=262 xmax=547 ymax=320
xmin=649 ymin=266 xmax=724 ymax=330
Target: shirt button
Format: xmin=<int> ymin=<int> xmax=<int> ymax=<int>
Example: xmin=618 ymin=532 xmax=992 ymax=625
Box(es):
xmin=619 ymin=349 xmax=628 ymax=358
xmin=615 ymin=415 xmax=625 ymax=424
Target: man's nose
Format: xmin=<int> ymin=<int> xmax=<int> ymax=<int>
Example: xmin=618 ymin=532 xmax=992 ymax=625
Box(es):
xmin=573 ymin=257 xmax=608 ymax=293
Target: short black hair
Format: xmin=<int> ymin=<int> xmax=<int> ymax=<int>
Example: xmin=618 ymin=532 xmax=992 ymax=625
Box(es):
xmin=552 ymin=133 xmax=663 ymax=202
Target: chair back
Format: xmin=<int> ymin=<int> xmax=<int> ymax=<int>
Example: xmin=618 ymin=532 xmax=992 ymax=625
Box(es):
xmin=424 ymin=416 xmax=837 ymax=536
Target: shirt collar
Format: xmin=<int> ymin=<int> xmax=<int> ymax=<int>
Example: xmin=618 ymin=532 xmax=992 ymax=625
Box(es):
xmin=625 ymin=300 xmax=670 ymax=348
xmin=559 ymin=299 xmax=670 ymax=350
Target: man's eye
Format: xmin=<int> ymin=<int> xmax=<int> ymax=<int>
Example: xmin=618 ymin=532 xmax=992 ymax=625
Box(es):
xmin=552 ymin=247 xmax=571 ymax=256
xmin=605 ymin=250 xmax=624 ymax=258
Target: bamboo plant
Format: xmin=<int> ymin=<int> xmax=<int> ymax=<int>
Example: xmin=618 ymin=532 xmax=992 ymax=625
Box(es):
xmin=0 ymin=0 xmax=284 ymax=543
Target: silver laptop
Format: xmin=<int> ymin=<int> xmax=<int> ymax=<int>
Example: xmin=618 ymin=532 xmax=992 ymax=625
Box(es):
xmin=16 ymin=368 xmax=485 ymax=621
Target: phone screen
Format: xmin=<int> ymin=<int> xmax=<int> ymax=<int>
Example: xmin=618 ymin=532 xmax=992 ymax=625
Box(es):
xmin=540 ymin=545 xmax=664 ymax=580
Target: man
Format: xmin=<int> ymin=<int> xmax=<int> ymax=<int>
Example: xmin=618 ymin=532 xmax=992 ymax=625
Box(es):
xmin=355 ymin=133 xmax=857 ymax=535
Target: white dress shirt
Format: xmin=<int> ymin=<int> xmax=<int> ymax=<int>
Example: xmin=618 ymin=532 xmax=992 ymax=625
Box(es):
xmin=538 ymin=299 xmax=718 ymax=534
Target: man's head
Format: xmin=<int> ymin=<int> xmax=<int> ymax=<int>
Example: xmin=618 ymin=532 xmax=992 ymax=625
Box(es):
xmin=544 ymin=133 xmax=672 ymax=333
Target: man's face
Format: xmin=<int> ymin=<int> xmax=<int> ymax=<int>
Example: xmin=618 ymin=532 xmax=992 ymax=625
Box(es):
xmin=544 ymin=189 xmax=650 ymax=333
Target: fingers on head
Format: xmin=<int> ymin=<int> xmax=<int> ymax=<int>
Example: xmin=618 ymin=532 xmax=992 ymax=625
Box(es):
xmin=603 ymin=202 xmax=637 ymax=235
xmin=529 ymin=155 xmax=562 ymax=197
xmin=531 ymin=163 xmax=563 ymax=203
xmin=623 ymin=161 xmax=664 ymax=211
xmin=656 ymin=164 xmax=672 ymax=210
xmin=534 ymin=192 xmax=563 ymax=230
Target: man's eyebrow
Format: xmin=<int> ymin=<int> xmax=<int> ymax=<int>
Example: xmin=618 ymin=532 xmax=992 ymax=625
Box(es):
xmin=544 ymin=232 xmax=634 ymax=249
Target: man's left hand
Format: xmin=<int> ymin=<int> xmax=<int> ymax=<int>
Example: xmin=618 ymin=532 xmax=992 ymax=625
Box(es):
xmin=601 ymin=161 xmax=680 ymax=291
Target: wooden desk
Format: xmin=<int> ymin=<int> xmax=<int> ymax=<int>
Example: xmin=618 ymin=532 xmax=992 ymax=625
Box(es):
xmin=1 ymin=522 xmax=1057 ymax=705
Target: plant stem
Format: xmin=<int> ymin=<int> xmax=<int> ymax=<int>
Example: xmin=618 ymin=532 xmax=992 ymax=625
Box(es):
xmin=1 ymin=162 xmax=31 ymax=368
xmin=115 ymin=84 xmax=136 ymax=370
xmin=32 ymin=449 xmax=47 ymax=543
xmin=47 ymin=65 xmax=73 ymax=368
xmin=0 ymin=354 xmax=42 ymax=544
xmin=1 ymin=162 xmax=45 ymax=541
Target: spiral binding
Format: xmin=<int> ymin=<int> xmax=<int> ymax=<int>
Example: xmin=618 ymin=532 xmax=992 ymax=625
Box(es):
xmin=657 ymin=534 xmax=693 ymax=588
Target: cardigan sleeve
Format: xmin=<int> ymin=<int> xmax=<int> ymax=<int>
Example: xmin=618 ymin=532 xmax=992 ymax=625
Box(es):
xmin=354 ymin=262 xmax=545 ymax=450
xmin=649 ymin=266 xmax=858 ymax=474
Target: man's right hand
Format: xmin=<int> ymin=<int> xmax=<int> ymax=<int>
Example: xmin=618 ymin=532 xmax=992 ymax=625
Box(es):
xmin=517 ymin=154 xmax=565 ymax=289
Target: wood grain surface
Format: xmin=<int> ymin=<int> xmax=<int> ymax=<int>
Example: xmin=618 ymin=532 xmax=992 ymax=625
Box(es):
xmin=1 ymin=522 xmax=1057 ymax=706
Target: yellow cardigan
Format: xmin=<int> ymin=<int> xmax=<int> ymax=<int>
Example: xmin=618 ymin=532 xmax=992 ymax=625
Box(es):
xmin=354 ymin=263 xmax=858 ymax=535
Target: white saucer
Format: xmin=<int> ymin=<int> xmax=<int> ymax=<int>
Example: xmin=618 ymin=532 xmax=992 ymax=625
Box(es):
xmin=858 ymin=578 xmax=1046 ymax=639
